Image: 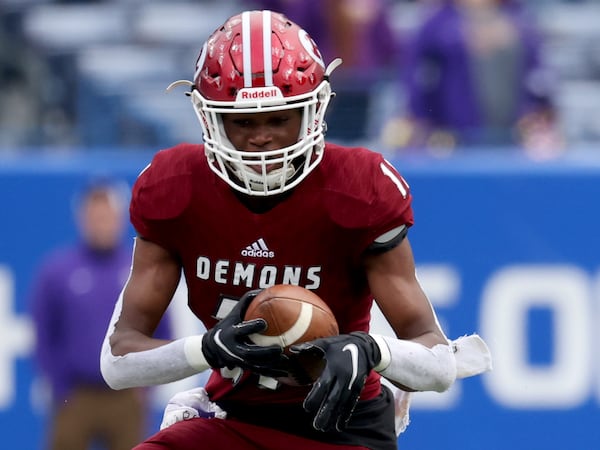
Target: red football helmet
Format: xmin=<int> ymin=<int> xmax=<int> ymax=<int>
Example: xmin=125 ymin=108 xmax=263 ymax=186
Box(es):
xmin=169 ymin=10 xmax=340 ymax=196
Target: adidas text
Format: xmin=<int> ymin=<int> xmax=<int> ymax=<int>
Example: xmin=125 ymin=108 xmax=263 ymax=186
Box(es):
xmin=241 ymin=248 xmax=275 ymax=258
xmin=242 ymin=238 xmax=274 ymax=258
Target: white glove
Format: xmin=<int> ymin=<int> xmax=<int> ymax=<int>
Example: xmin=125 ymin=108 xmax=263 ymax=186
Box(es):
xmin=452 ymin=334 xmax=493 ymax=378
xmin=160 ymin=387 xmax=226 ymax=430
xmin=385 ymin=333 xmax=492 ymax=436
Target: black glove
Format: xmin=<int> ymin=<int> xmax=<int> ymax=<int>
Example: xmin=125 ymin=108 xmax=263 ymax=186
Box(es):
xmin=290 ymin=331 xmax=381 ymax=432
xmin=202 ymin=289 xmax=288 ymax=378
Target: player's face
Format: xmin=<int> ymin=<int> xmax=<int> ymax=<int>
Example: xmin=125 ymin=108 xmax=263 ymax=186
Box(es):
xmin=221 ymin=109 xmax=302 ymax=172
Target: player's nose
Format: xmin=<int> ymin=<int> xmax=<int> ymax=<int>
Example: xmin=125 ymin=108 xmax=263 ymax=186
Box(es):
xmin=247 ymin=125 xmax=273 ymax=149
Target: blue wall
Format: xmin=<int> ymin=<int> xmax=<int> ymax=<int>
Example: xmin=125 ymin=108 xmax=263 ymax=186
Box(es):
xmin=1 ymin=150 xmax=599 ymax=449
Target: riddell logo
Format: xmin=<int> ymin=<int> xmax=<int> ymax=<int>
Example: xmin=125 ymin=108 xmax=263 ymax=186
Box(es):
xmin=241 ymin=238 xmax=275 ymax=258
xmin=237 ymin=88 xmax=282 ymax=101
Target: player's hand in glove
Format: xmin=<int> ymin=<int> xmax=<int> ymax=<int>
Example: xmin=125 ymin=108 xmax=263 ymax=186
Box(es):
xmin=202 ymin=289 xmax=288 ymax=378
xmin=290 ymin=331 xmax=381 ymax=432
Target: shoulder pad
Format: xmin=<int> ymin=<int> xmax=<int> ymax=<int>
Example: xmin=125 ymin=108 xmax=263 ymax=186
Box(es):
xmin=131 ymin=145 xmax=199 ymax=221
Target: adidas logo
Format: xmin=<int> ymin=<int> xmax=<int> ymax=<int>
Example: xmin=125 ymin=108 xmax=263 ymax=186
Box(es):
xmin=241 ymin=238 xmax=275 ymax=258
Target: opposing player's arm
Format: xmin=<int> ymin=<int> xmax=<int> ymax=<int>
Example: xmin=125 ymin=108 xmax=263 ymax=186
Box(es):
xmin=364 ymin=237 xmax=456 ymax=392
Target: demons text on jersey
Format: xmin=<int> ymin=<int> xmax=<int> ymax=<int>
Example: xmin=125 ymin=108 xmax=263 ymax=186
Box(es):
xmin=196 ymin=256 xmax=322 ymax=290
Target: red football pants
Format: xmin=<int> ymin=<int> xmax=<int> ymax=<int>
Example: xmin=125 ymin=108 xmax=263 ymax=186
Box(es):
xmin=134 ymin=417 xmax=369 ymax=450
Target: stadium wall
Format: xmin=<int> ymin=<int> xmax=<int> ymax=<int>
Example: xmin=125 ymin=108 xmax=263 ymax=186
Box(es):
xmin=1 ymin=150 xmax=599 ymax=449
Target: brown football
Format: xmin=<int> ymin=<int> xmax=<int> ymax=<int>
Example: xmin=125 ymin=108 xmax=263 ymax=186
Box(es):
xmin=244 ymin=284 xmax=339 ymax=385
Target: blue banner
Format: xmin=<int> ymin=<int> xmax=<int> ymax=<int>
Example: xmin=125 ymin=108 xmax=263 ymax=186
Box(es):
xmin=1 ymin=150 xmax=599 ymax=449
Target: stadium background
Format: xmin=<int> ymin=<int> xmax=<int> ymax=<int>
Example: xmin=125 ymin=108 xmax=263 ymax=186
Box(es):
xmin=2 ymin=0 xmax=600 ymax=448
xmin=2 ymin=150 xmax=599 ymax=448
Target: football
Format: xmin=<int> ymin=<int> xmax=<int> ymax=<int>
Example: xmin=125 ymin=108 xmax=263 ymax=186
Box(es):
xmin=244 ymin=284 xmax=339 ymax=385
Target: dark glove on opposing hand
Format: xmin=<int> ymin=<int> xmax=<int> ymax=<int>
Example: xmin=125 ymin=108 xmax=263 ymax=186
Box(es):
xmin=202 ymin=289 xmax=288 ymax=378
xmin=290 ymin=332 xmax=381 ymax=432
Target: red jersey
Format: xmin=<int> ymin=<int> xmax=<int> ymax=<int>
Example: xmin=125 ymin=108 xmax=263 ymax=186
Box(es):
xmin=130 ymin=142 xmax=413 ymax=406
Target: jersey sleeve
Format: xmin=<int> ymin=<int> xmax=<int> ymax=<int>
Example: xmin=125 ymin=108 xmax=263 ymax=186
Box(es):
xmin=129 ymin=146 xmax=195 ymax=249
xmin=366 ymin=156 xmax=414 ymax=239
xmin=323 ymin=147 xmax=414 ymax=255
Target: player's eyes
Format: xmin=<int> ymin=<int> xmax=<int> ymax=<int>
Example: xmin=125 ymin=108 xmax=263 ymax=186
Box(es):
xmin=268 ymin=116 xmax=289 ymax=126
xmin=232 ymin=119 xmax=252 ymax=127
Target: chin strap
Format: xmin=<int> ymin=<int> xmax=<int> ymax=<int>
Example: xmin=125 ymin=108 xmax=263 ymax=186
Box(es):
xmin=233 ymin=163 xmax=297 ymax=194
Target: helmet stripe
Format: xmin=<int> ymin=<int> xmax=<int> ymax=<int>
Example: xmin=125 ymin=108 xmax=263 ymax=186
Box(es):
xmin=262 ymin=10 xmax=273 ymax=86
xmin=241 ymin=10 xmax=274 ymax=88
xmin=194 ymin=42 xmax=207 ymax=82
xmin=241 ymin=11 xmax=252 ymax=87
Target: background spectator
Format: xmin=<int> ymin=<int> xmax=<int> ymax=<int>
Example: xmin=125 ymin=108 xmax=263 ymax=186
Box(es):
xmin=383 ymin=0 xmax=563 ymax=155
xmin=2 ymin=0 xmax=600 ymax=152
xmin=29 ymin=177 xmax=172 ymax=450
xmin=0 ymin=10 xmax=48 ymax=149
xmin=0 ymin=6 xmax=79 ymax=150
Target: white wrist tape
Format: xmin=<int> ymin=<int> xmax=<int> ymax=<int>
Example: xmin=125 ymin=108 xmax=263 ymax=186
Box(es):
xmin=183 ymin=335 xmax=210 ymax=371
xmin=100 ymin=292 xmax=211 ymax=389
xmin=371 ymin=334 xmax=457 ymax=392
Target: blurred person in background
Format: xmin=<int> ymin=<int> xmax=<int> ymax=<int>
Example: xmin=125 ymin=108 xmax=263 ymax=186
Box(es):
xmin=29 ymin=178 xmax=172 ymax=450
xmin=0 ymin=8 xmax=77 ymax=150
xmin=383 ymin=0 xmax=563 ymax=156
xmin=250 ymin=0 xmax=401 ymax=143
xmin=0 ymin=11 xmax=47 ymax=149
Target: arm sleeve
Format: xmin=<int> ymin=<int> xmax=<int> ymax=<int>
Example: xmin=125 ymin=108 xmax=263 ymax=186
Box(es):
xmin=100 ymin=289 xmax=211 ymax=390
xmin=372 ymin=334 xmax=457 ymax=392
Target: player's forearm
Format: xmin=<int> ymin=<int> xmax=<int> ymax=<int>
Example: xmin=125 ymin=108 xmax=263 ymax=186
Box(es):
xmin=371 ymin=334 xmax=457 ymax=392
xmin=100 ymin=334 xmax=210 ymax=389
xmin=108 ymin=325 xmax=169 ymax=354
xmin=100 ymin=291 xmax=211 ymax=389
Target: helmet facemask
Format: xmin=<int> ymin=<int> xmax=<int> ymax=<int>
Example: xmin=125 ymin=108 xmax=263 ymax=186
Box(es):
xmin=190 ymin=79 xmax=333 ymax=196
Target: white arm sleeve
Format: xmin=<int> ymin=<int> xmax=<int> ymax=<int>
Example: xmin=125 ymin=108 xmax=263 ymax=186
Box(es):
xmin=100 ymin=292 xmax=211 ymax=390
xmin=371 ymin=334 xmax=457 ymax=392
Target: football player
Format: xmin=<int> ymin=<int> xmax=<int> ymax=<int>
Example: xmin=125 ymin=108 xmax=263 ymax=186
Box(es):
xmin=100 ymin=10 xmax=489 ymax=450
